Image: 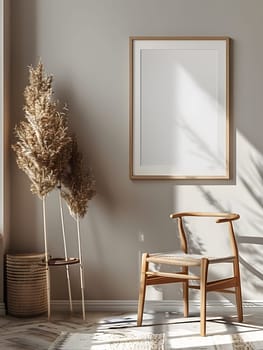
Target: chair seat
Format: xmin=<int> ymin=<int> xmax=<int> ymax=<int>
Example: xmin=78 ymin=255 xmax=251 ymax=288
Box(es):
xmin=147 ymin=252 xmax=235 ymax=266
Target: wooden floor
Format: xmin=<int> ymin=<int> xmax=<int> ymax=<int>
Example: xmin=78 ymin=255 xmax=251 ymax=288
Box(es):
xmin=0 ymin=307 xmax=263 ymax=349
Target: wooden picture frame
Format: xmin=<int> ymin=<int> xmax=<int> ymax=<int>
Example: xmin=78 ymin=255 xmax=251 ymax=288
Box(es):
xmin=129 ymin=37 xmax=230 ymax=180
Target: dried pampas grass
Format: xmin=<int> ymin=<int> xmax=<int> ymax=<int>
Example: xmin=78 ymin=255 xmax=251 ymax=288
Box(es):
xmin=12 ymin=60 xmax=96 ymax=215
xmin=61 ymin=138 xmax=96 ymax=219
xmin=12 ymin=61 xmax=72 ymax=198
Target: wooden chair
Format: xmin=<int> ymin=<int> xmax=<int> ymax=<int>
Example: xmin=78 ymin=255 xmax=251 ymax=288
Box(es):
xmin=137 ymin=212 xmax=243 ymax=336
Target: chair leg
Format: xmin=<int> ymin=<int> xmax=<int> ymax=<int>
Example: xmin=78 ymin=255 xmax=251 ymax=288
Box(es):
xmin=200 ymin=258 xmax=209 ymax=336
xmin=234 ymin=259 xmax=243 ymax=322
xmin=183 ymin=267 xmax=189 ymax=317
xmin=137 ymin=253 xmax=148 ymax=326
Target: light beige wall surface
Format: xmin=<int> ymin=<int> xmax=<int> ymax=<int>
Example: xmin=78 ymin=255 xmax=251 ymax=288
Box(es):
xmin=8 ymin=0 xmax=263 ymax=301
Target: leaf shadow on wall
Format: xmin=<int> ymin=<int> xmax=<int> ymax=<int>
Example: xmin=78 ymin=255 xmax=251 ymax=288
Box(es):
xmin=198 ymin=166 xmax=263 ymax=301
xmin=174 ymin=116 xmax=225 ymax=173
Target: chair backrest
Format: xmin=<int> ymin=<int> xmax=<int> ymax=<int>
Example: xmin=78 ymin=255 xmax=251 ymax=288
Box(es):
xmin=170 ymin=212 xmax=240 ymax=257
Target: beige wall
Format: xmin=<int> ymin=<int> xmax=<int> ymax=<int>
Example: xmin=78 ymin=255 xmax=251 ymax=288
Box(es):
xmin=8 ymin=0 xmax=263 ymax=302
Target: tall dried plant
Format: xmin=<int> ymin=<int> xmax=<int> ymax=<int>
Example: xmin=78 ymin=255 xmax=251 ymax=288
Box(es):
xmin=12 ymin=61 xmax=96 ymax=320
xmin=12 ymin=61 xmax=72 ymax=319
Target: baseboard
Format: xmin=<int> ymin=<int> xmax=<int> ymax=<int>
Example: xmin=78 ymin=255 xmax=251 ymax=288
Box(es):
xmin=51 ymin=300 xmax=137 ymax=312
xmin=51 ymin=300 xmax=263 ymax=313
xmin=0 ymin=302 xmax=6 ymax=315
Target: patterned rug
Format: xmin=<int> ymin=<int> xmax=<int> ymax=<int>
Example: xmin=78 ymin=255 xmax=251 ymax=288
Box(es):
xmin=1 ymin=311 xmax=263 ymax=350
xmin=48 ymin=331 xmax=165 ymax=349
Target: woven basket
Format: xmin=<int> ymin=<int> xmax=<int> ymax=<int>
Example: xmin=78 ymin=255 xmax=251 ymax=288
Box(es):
xmin=6 ymin=253 xmax=47 ymax=317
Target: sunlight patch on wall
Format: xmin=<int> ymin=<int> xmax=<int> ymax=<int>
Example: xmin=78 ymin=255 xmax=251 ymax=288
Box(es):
xmin=173 ymin=130 xmax=263 ymax=300
xmin=170 ymin=62 xmax=225 ymax=174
